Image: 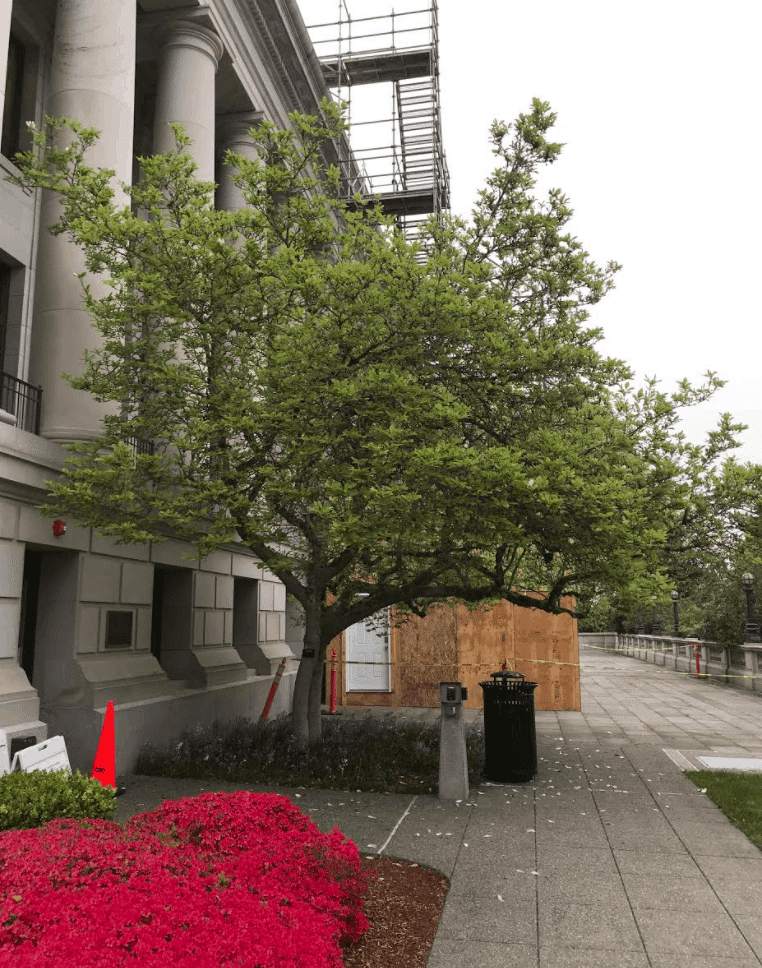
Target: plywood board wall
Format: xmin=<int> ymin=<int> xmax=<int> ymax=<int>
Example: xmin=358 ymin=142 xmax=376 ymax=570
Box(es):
xmin=332 ymin=599 xmax=580 ymax=712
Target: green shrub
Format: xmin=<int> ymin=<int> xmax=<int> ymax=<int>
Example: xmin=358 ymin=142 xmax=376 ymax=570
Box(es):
xmin=136 ymin=712 xmax=486 ymax=794
xmin=0 ymin=769 xmax=116 ymax=831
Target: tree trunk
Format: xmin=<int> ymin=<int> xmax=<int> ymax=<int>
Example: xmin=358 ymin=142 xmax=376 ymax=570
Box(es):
xmin=292 ymin=603 xmax=322 ymax=752
xmin=291 ymin=657 xmax=312 ymax=752
xmin=307 ymin=653 xmax=325 ymax=748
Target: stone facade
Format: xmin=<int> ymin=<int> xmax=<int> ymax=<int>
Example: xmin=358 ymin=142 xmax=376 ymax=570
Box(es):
xmin=0 ymin=0 xmax=332 ymax=773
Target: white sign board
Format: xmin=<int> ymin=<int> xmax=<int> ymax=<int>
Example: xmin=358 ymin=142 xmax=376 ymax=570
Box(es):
xmin=10 ymin=735 xmax=70 ymax=774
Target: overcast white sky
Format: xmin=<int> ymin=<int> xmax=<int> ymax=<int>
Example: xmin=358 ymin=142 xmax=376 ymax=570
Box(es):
xmin=306 ymin=1 xmax=762 ymax=467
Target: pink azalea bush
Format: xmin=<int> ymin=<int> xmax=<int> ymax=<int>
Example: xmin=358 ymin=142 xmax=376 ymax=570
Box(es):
xmin=0 ymin=791 xmax=375 ymax=967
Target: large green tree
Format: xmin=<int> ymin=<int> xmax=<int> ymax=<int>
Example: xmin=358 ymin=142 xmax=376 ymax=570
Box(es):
xmin=9 ymin=99 xmax=735 ymax=748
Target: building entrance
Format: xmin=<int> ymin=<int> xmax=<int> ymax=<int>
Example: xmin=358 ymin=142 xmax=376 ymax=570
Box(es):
xmin=17 ymin=548 xmax=42 ymax=684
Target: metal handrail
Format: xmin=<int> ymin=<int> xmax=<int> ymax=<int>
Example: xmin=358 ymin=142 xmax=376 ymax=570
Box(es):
xmin=0 ymin=370 xmax=41 ymax=434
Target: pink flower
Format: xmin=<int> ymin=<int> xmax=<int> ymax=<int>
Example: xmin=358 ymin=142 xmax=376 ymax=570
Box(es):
xmin=0 ymin=793 xmax=374 ymax=967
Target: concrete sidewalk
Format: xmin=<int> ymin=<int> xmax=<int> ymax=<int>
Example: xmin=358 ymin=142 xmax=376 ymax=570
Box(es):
xmin=114 ymin=645 xmax=762 ymax=968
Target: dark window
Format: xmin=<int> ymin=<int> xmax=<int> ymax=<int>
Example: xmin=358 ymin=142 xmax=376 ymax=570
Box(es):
xmin=151 ymin=569 xmax=164 ymax=659
xmin=105 ymin=610 xmax=134 ymax=649
xmin=17 ymin=549 xmax=42 ymax=682
xmin=2 ymin=33 xmax=25 ymax=160
xmin=0 ymin=262 xmax=9 ymax=370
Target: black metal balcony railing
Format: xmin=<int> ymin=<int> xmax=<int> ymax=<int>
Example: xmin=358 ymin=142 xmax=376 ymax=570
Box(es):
xmin=1 ymin=370 xmax=41 ymax=434
xmin=0 ymin=375 xmax=160 ymax=453
xmin=127 ymin=436 xmax=155 ymax=456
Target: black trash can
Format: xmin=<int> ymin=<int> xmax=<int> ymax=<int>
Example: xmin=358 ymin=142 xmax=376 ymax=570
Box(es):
xmin=479 ymin=671 xmax=538 ymax=782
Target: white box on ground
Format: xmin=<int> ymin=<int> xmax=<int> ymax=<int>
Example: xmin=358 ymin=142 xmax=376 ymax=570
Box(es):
xmin=0 ymin=734 xmax=9 ymax=777
xmin=698 ymin=755 xmax=762 ymax=772
xmin=10 ymin=735 xmax=71 ymax=774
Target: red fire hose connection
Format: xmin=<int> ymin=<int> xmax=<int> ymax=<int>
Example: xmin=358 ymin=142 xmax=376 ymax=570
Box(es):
xmin=261 ymin=658 xmax=286 ymax=721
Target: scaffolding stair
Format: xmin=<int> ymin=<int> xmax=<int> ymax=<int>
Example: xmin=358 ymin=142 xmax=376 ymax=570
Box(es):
xmin=307 ymin=3 xmax=449 ymax=257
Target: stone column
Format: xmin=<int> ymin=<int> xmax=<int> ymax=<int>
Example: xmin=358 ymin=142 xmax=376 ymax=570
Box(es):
xmin=0 ymin=0 xmax=12 ymax=138
xmin=153 ymin=20 xmax=224 ymax=184
xmin=216 ymin=110 xmax=263 ymax=212
xmin=29 ymin=0 xmax=136 ymax=442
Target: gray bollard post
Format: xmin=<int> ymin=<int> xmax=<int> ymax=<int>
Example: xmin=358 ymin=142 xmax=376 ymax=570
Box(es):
xmin=438 ymin=681 xmax=469 ymax=802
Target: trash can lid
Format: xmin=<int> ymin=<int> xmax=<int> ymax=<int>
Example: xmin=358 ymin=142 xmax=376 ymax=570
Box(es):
xmin=490 ymin=671 xmax=525 ymax=681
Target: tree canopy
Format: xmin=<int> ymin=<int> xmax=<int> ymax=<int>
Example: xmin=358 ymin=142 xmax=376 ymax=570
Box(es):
xmin=9 ymin=98 xmax=750 ymax=747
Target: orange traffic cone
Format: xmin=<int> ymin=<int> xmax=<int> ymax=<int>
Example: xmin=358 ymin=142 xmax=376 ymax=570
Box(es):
xmin=91 ymin=702 xmax=125 ymax=796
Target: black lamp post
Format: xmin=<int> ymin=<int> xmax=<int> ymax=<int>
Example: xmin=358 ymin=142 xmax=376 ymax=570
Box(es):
xmin=670 ymin=590 xmax=680 ymax=637
xmin=742 ymin=573 xmax=760 ymax=643
xmin=651 ymin=604 xmax=664 ymax=636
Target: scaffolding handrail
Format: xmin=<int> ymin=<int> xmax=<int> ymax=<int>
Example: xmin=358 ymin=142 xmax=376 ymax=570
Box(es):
xmin=306 ymin=2 xmax=448 ymax=259
xmin=307 ymin=8 xmax=435 ymax=32
xmin=311 ymin=27 xmax=432 ymax=49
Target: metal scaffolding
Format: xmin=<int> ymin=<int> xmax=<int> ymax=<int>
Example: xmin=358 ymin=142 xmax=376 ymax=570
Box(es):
xmin=307 ymin=2 xmax=449 ymax=256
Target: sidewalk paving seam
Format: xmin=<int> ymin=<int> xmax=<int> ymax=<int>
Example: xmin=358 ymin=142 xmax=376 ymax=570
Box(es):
xmin=582 ymin=748 xmax=653 ymax=965
xmin=533 ymin=776 xmax=541 ymax=966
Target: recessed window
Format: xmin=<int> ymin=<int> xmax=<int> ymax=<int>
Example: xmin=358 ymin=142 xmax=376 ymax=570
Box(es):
xmin=105 ymin=610 xmax=134 ymax=649
xmin=2 ymin=32 xmax=26 ymax=160
xmin=0 ymin=262 xmax=9 ymax=371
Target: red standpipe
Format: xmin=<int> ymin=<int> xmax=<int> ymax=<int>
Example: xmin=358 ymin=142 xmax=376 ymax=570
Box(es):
xmin=261 ymin=658 xmax=286 ymax=721
xmin=695 ymin=642 xmax=701 ymax=678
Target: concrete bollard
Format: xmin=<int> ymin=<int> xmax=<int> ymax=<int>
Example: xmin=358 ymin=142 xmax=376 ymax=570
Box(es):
xmin=438 ymin=681 xmax=469 ymax=802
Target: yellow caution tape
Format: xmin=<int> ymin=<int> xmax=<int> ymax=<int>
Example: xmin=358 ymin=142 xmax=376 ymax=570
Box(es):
xmin=326 ymin=657 xmax=581 ymax=669
xmin=326 ymin=644 xmax=757 ymax=680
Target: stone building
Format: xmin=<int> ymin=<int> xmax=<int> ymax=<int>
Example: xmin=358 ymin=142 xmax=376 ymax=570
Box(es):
xmin=0 ymin=0 xmax=341 ymax=774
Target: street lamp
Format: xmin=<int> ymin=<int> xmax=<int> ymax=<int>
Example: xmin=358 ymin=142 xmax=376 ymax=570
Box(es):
xmin=742 ymin=574 xmax=760 ymax=643
xmin=670 ymin=590 xmax=680 ymax=638
xmin=636 ymin=607 xmax=645 ymax=635
xmin=651 ymin=604 xmax=664 ymax=636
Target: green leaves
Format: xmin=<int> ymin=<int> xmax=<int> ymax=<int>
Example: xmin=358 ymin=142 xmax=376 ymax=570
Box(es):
xmin=0 ymin=770 xmax=116 ymax=831
xmin=9 ymin=100 xmax=757 ymax=677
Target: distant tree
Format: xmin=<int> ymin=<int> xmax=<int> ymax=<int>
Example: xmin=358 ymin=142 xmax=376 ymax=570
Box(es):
xmin=674 ymin=547 xmax=762 ymax=647
xmin=577 ymin=447 xmax=762 ymax=637
xmin=8 ymin=99 xmax=739 ymax=749
xmin=660 ymin=428 xmax=762 ymax=585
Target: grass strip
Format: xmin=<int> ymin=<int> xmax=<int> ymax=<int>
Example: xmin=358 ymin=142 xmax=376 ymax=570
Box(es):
xmin=685 ymin=770 xmax=762 ymax=851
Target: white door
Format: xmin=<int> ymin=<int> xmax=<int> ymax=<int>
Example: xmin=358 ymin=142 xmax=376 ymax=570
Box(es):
xmin=345 ymin=610 xmax=391 ymax=691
